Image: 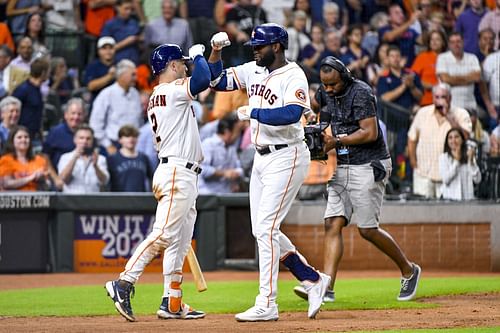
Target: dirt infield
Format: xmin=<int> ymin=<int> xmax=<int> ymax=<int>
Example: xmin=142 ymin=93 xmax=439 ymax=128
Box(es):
xmin=1 ymin=271 xmax=499 ymax=333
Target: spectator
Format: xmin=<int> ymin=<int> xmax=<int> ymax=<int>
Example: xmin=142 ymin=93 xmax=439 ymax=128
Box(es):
xmin=285 ymin=10 xmax=310 ymax=62
xmin=436 ymin=32 xmax=481 ymax=111
xmin=144 ymin=0 xmax=193 ymax=53
xmin=316 ymin=29 xmax=342 ymax=73
xmin=199 ymin=116 xmax=243 ymax=194
xmin=481 ymin=49 xmax=500 ymax=127
xmin=137 ymin=121 xmax=158 ymax=171
xmin=43 ymin=97 xmax=86 ymax=168
xmin=0 ymin=22 xmax=15 ymax=52
xmin=283 ymin=0 xmax=312 ymax=33
xmin=468 ymin=108 xmax=491 ymax=158
xmin=58 ymin=124 xmax=109 ymax=193
xmin=184 ymin=0 xmax=220 ymax=48
xmin=10 ymin=36 xmax=33 ymax=72
xmin=407 ymin=83 xmax=472 ymax=198
xmin=49 ymin=57 xmax=78 ymax=106
xmin=439 ymin=128 xmax=481 ymax=200
xmin=13 ymin=57 xmax=49 ymax=142
xmin=101 ymin=0 xmax=142 ymax=64
xmin=379 ymin=3 xmax=422 ymax=67
xmin=0 ymin=125 xmax=62 ymax=191
xmin=89 ymin=59 xmax=143 ymax=155
xmin=42 ymin=0 xmax=83 ymax=32
xmin=366 ymin=42 xmax=390 ymax=90
xmin=83 ymin=36 xmax=116 ymax=110
xmin=476 ymin=28 xmax=495 ymax=63
xmin=478 ymin=0 xmax=500 ymax=50
xmin=322 ymin=2 xmax=347 ymax=36
xmin=83 ymin=0 xmax=116 ymax=38
xmin=411 ymin=29 xmax=447 ymax=106
xmin=224 ymin=0 xmax=267 ymax=66
xmin=299 ymin=23 xmax=325 ymax=83
xmin=454 ymin=0 xmax=487 ymax=55
xmin=490 ymin=123 xmax=500 ymax=156
xmin=24 ymin=12 xmax=48 ymax=57
xmin=341 ymin=24 xmax=370 ymax=82
xmin=0 ymin=96 xmax=21 ymax=151
xmin=361 ymin=11 xmax=389 ymax=59
xmin=0 ymin=45 xmax=13 ymax=99
xmin=107 ymin=124 xmax=152 ymax=192
xmin=6 ymin=0 xmax=42 ymax=35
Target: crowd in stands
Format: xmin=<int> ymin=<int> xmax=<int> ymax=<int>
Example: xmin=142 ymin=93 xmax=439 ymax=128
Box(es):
xmin=0 ymin=0 xmax=499 ymax=201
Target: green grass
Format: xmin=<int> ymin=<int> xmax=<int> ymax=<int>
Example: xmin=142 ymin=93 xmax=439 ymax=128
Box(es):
xmin=0 ymin=277 xmax=498 ymax=317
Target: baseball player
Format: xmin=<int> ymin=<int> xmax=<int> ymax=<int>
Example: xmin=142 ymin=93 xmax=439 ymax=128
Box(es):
xmin=208 ymin=24 xmax=331 ymax=322
xmin=105 ymin=43 xmax=210 ymax=322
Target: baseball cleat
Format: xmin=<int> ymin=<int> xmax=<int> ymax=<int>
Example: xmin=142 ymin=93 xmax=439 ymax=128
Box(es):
xmin=105 ymin=280 xmax=136 ymax=322
xmin=304 ymin=272 xmax=331 ymax=319
xmin=235 ymin=305 xmax=279 ymax=322
xmin=397 ymin=263 xmax=422 ymax=301
xmin=293 ymin=286 xmax=336 ymax=303
xmin=157 ymin=297 xmax=205 ymax=319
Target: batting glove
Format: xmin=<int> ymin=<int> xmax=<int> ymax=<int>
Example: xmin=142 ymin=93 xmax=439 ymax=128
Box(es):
xmin=189 ymin=44 xmax=205 ymax=60
xmin=211 ymin=32 xmax=231 ymax=50
xmin=237 ymin=105 xmax=252 ymax=121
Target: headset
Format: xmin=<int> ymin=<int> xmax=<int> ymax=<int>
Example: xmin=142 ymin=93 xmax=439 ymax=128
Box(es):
xmin=320 ymin=56 xmax=354 ymax=85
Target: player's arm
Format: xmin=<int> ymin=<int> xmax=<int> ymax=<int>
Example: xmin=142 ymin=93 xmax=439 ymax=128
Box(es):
xmin=248 ymin=104 xmax=304 ymax=125
xmin=207 ymin=32 xmax=240 ymax=91
xmin=188 ymin=46 xmax=211 ymax=97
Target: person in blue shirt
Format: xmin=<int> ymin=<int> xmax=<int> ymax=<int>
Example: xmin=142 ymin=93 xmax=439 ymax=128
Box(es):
xmin=43 ymin=98 xmax=86 ymax=169
xmin=100 ymin=0 xmax=142 ymax=65
xmin=107 ymin=124 xmax=153 ymax=192
xmin=340 ymin=24 xmax=371 ymax=83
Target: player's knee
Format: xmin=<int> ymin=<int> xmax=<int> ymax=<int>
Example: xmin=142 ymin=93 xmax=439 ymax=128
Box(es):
xmin=358 ymin=227 xmax=378 ymax=240
xmin=324 ymin=216 xmax=345 ymax=234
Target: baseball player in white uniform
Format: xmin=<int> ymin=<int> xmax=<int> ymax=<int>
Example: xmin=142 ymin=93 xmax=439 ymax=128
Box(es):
xmin=208 ymin=24 xmax=331 ymax=321
xmin=105 ymin=43 xmax=210 ymax=322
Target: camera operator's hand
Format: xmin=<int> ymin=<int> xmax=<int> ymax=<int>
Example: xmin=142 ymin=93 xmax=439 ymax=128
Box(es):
xmin=323 ymin=134 xmax=336 ymax=153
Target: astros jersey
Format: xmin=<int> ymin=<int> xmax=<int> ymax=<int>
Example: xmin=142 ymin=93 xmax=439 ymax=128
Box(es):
xmin=146 ymin=77 xmax=203 ymax=163
xmin=230 ymin=61 xmax=311 ymax=147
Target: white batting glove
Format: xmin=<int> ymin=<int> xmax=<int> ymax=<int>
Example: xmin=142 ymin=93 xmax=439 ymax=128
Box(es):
xmin=189 ymin=44 xmax=205 ymax=60
xmin=237 ymin=105 xmax=251 ymax=121
xmin=211 ymin=32 xmax=231 ymax=51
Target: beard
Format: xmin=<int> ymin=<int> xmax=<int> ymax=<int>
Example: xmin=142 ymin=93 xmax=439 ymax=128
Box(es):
xmin=256 ymin=48 xmax=275 ymax=67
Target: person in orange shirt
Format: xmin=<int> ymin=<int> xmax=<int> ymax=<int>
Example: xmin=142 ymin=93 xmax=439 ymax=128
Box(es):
xmin=411 ymin=29 xmax=447 ymax=106
xmin=0 ymin=22 xmax=15 ymax=52
xmin=0 ymin=125 xmax=62 ymax=191
xmin=83 ymin=0 xmax=116 ymax=38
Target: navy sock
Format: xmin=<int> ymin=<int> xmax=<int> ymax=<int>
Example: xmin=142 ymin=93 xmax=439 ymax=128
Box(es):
xmin=282 ymin=253 xmax=319 ymax=282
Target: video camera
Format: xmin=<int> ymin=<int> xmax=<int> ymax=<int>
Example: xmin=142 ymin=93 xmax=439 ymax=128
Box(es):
xmin=304 ymin=122 xmax=329 ymax=160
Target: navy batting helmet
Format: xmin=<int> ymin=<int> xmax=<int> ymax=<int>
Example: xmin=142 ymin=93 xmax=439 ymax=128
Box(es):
xmin=150 ymin=44 xmax=189 ymax=75
xmin=244 ymin=23 xmax=288 ymax=50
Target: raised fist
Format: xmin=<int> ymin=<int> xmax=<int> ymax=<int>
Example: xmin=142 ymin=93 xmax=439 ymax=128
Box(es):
xmin=189 ymin=44 xmax=205 ymax=60
xmin=211 ymin=32 xmax=231 ymax=51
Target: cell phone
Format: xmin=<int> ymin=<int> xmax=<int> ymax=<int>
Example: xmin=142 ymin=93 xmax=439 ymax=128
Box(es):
xmin=83 ymin=147 xmax=94 ymax=156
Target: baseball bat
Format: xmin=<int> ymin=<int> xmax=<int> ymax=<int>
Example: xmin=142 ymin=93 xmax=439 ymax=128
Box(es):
xmin=186 ymin=245 xmax=207 ymax=292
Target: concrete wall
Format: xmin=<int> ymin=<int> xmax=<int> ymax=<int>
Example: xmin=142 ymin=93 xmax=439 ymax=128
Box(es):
xmin=284 ymin=201 xmax=500 ymax=272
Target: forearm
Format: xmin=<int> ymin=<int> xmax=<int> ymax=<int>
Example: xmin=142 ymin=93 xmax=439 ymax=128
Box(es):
xmin=439 ymin=73 xmax=479 ymax=86
xmin=381 ymin=84 xmax=406 ymax=102
xmin=409 ymin=85 xmax=422 ymax=101
xmin=87 ymin=74 xmax=114 ymax=92
xmin=3 ymin=175 xmax=33 ymax=189
xmin=94 ymin=164 xmax=108 ymax=185
xmin=382 ymin=22 xmax=412 ymax=42
xmin=59 ymin=157 xmax=78 ymax=183
xmin=408 ymin=139 xmax=417 ymax=168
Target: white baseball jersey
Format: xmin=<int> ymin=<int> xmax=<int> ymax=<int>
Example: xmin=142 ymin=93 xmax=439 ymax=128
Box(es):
xmin=230 ymin=61 xmax=311 ymax=147
xmin=147 ymin=77 xmax=203 ymax=163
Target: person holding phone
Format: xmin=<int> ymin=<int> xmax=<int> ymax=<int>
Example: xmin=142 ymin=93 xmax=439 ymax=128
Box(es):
xmin=407 ymin=83 xmax=472 ymax=199
xmin=58 ymin=124 xmax=109 ymax=193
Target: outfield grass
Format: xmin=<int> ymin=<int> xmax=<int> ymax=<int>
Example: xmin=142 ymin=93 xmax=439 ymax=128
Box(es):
xmin=0 ymin=276 xmax=498 ymax=317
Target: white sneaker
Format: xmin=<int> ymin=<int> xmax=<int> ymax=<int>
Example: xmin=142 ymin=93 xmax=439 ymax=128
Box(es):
xmin=235 ymin=305 xmax=279 ymax=322
xmin=304 ymin=273 xmax=331 ymax=319
xmin=293 ymin=285 xmax=335 ymax=303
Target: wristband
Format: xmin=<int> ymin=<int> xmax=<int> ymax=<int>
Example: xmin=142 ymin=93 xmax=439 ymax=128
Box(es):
xmin=335 ymin=137 xmax=343 ymax=149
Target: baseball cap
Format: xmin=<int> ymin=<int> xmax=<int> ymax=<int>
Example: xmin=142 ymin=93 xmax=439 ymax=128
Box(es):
xmin=97 ymin=36 xmax=116 ymax=48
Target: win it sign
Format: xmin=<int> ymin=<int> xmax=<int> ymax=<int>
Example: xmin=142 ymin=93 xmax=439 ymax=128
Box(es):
xmin=74 ymin=213 xmax=162 ymax=273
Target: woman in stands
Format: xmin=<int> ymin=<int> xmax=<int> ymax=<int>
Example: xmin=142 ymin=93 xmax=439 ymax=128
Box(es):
xmin=439 ymin=128 xmax=482 ymax=200
xmin=0 ymin=125 xmax=62 ymax=191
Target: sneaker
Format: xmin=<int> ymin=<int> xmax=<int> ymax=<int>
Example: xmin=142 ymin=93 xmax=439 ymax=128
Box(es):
xmin=397 ymin=264 xmax=422 ymax=301
xmin=293 ymin=286 xmax=335 ymax=303
xmin=157 ymin=297 xmax=205 ymax=320
xmin=304 ymin=272 xmax=331 ymax=319
xmin=235 ymin=305 xmax=279 ymax=322
xmin=105 ymin=280 xmax=135 ymax=322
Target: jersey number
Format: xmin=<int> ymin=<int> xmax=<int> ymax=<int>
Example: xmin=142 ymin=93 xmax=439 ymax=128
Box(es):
xmin=149 ymin=113 xmax=161 ymax=143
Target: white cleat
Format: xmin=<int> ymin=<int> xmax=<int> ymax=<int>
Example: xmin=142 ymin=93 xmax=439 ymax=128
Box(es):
xmin=235 ymin=305 xmax=279 ymax=322
xmin=305 ymin=273 xmax=331 ymax=319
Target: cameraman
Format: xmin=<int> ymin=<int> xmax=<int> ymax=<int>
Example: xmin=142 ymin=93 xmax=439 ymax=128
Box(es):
xmin=298 ymin=56 xmax=421 ymax=303
xmin=58 ymin=124 xmax=109 ymax=193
